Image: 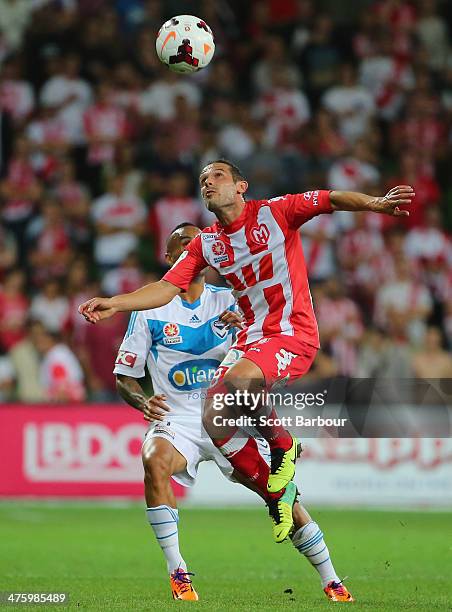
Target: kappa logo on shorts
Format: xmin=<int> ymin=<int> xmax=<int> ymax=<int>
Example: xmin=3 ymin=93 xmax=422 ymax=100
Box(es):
xmin=115 ymin=350 xmax=138 ymax=367
xmin=275 ymin=349 xmax=297 ymax=377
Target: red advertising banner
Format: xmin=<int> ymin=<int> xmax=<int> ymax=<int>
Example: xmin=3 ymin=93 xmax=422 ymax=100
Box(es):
xmin=0 ymin=404 xmax=186 ymax=498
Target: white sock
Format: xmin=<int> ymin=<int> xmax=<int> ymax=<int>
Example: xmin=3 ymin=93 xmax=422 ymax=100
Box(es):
xmin=146 ymin=505 xmax=186 ymax=574
xmin=291 ymin=521 xmax=340 ymax=588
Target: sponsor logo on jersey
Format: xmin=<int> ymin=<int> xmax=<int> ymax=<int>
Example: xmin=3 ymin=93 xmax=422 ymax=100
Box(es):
xmin=201 ymin=233 xmax=216 ymax=241
xmin=189 ymin=314 xmax=201 ymax=324
xmin=211 ymin=318 xmax=228 ymax=339
xmin=211 ymin=240 xmax=228 ymax=263
xmin=251 ymin=223 xmax=270 ymax=245
xmin=163 ymin=322 xmax=182 ymax=344
xmin=168 ymin=358 xmax=221 ymax=391
xmin=304 ymin=190 xmax=319 ymax=205
xmin=275 ymin=349 xmax=297 ymax=376
xmin=115 ymin=350 xmax=138 ymax=367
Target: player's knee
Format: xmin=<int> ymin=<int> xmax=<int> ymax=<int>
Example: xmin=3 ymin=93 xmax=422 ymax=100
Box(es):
xmin=143 ymin=450 xmax=171 ymax=487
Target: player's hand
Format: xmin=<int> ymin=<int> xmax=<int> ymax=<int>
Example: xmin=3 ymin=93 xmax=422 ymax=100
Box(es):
xmin=372 ymin=185 xmax=415 ymax=217
xmin=78 ymin=297 xmax=117 ymax=324
xmin=143 ymin=394 xmax=171 ymax=422
xmin=219 ymin=310 xmax=245 ymax=330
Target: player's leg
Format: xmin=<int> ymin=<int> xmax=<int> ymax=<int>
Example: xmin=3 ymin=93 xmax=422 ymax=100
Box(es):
xmin=203 ymin=355 xmax=301 ymax=496
xmin=142 ymin=436 xmax=198 ymax=601
xmin=291 ymin=504 xmax=354 ymax=602
xmin=232 ymin=464 xmax=353 ymax=601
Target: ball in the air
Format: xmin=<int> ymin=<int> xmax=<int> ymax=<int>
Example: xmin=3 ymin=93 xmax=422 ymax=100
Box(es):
xmin=156 ymin=14 xmax=215 ymax=74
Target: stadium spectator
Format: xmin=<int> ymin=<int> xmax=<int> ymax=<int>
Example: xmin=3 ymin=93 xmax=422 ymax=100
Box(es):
xmin=101 ymin=252 xmax=145 ymax=297
xmin=91 ymin=172 xmax=146 ymax=270
xmin=0 ymin=226 xmax=18 ymax=279
xmin=0 ymin=54 xmax=35 ymax=125
xmin=54 ymin=157 xmax=92 ymax=251
xmin=374 ymin=257 xmax=433 ymax=345
xmin=40 ymin=52 xmax=92 ymax=145
xmin=300 ymin=213 xmax=337 ymax=283
xmin=30 ymin=278 xmax=70 ymax=334
xmin=316 ymin=277 xmax=363 ymax=376
xmin=27 ymin=196 xmax=72 ymax=285
xmin=416 ymin=0 xmax=450 ymax=71
xmin=322 ymin=63 xmax=375 ymax=144
xmin=139 ymin=67 xmax=202 ymax=121
xmin=356 ymin=325 xmax=414 ymax=378
xmin=149 ymin=171 xmax=208 ymax=268
xmin=32 ymin=324 xmax=86 ymax=402
xmin=8 ymin=320 xmax=47 ymax=402
xmin=253 ymin=66 xmax=311 ymax=149
xmin=0 ymin=135 xmax=41 ymax=254
xmin=83 ymin=79 xmax=129 ymax=194
xmin=0 ymin=268 xmax=28 ymax=351
xmin=73 ymin=300 xmax=126 ymax=400
xmin=0 ymin=346 xmax=15 ymax=401
xmin=412 ymin=325 xmax=452 ymax=378
xmin=386 ymin=150 xmax=440 ymax=228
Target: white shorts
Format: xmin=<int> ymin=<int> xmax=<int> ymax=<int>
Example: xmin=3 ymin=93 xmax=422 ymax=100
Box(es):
xmin=143 ymin=419 xmax=270 ymax=488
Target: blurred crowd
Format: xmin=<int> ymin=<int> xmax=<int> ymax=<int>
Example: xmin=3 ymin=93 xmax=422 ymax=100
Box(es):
xmin=1 ymin=0 xmax=452 ymax=402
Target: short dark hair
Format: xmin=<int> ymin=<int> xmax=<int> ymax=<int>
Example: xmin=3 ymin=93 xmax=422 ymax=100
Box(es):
xmin=170 ymin=222 xmax=198 ymax=234
xmin=204 ymin=159 xmax=246 ymax=182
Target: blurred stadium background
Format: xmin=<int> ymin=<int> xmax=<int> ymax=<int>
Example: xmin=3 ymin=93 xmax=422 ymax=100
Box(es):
xmin=0 ymin=1 xmax=451 ymax=607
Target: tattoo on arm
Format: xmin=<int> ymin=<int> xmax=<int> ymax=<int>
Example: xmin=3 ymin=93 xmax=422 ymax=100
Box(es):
xmin=116 ymin=374 xmax=148 ymax=412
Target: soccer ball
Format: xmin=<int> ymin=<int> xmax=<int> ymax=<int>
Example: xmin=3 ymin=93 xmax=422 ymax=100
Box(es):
xmin=156 ymin=15 xmax=215 ymax=74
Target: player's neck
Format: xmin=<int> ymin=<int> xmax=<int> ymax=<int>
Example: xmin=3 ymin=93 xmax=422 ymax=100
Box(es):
xmin=181 ymin=278 xmax=205 ymax=303
xmin=216 ymin=199 xmax=246 ymax=227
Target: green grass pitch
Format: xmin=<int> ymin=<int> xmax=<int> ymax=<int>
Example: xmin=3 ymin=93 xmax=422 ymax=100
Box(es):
xmin=0 ymin=503 xmax=451 ymax=611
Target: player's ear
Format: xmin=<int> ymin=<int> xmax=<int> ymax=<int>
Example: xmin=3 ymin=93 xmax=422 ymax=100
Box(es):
xmin=165 ymin=252 xmax=173 ymax=266
xmin=236 ymin=180 xmax=248 ymax=196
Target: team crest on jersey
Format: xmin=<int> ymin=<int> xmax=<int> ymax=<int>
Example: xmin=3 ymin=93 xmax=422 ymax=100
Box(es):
xmin=211 ymin=318 xmax=228 ymax=339
xmin=163 ymin=322 xmax=182 ymax=344
xmin=211 ymin=240 xmax=228 ymax=264
xmin=251 ymin=223 xmax=270 ymax=245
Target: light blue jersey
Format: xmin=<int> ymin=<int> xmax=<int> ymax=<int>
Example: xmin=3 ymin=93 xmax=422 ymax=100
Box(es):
xmin=113 ymin=284 xmax=235 ymax=424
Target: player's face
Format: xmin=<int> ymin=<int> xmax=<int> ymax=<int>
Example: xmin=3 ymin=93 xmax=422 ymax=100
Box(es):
xmin=165 ymin=225 xmax=201 ymax=266
xmin=199 ymin=163 xmax=247 ymax=212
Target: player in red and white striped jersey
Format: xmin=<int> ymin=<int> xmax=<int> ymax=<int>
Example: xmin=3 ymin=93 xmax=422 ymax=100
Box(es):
xmin=79 ymin=161 xmax=414 ymax=543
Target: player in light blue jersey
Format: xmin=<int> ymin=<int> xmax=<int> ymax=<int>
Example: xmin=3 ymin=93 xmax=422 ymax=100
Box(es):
xmin=113 ymin=223 xmax=352 ymax=602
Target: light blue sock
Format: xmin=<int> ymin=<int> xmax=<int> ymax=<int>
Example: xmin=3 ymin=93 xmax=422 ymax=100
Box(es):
xmin=291 ymin=521 xmax=340 ymax=587
xmin=146 ymin=505 xmax=186 ymax=574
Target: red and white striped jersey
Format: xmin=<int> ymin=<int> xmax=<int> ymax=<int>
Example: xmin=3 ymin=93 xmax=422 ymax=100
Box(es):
xmin=163 ymin=190 xmax=333 ymax=348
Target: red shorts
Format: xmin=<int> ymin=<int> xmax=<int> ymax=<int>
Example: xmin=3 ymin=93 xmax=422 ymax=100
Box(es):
xmin=213 ymin=335 xmax=318 ymax=390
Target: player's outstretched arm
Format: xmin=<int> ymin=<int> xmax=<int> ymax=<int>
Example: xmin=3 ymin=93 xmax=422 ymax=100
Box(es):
xmin=78 ymin=279 xmax=180 ymax=324
xmin=329 ymin=185 xmax=415 ymax=216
